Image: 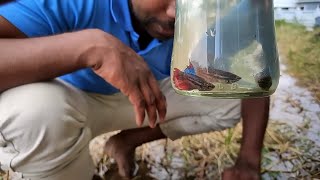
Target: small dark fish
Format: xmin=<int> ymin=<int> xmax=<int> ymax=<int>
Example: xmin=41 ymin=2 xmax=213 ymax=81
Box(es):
xmin=184 ymin=71 xmax=215 ymax=91
xmin=195 ymin=67 xmax=241 ymax=84
xmin=254 ymin=69 xmax=272 ymax=90
xmin=190 ymin=61 xmax=241 ymax=84
xmin=173 ymin=68 xmax=215 ymax=91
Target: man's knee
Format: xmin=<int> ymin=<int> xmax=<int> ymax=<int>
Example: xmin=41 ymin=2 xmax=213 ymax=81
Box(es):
xmin=3 ymin=80 xmax=87 ymax=120
xmin=0 ymin=80 xmax=91 ymax=177
xmin=209 ymin=99 xmax=242 ymax=130
xmin=1 ymin=80 xmax=88 ymax=136
xmin=160 ymin=97 xmax=241 ymax=140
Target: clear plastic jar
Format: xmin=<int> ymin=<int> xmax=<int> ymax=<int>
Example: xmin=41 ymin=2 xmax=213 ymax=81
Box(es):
xmin=171 ymin=0 xmax=280 ymax=98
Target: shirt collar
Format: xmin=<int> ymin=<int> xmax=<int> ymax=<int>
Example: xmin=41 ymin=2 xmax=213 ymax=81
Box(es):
xmin=110 ymin=0 xmax=134 ymax=32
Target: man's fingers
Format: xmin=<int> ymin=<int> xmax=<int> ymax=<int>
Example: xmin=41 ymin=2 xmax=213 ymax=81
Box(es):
xmin=146 ymin=105 xmax=157 ymax=128
xmin=148 ymin=76 xmax=167 ymax=122
xmin=128 ymin=88 xmax=146 ymax=127
xmin=222 ymin=169 xmax=236 ymax=180
xmin=139 ymin=79 xmax=157 ymax=128
xmin=157 ymin=94 xmax=167 ymax=123
xmin=222 ymin=168 xmax=259 ymax=180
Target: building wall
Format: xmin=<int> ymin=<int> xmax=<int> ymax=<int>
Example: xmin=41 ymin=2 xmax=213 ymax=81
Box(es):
xmin=274 ymin=7 xmax=297 ymax=22
xmin=274 ymin=0 xmax=320 ymax=29
xmin=274 ymin=0 xmax=297 ymax=7
xmin=296 ymin=3 xmax=320 ymax=28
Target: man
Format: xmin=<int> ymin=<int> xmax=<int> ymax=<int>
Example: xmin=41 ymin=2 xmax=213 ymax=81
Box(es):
xmin=0 ymin=0 xmax=269 ymax=179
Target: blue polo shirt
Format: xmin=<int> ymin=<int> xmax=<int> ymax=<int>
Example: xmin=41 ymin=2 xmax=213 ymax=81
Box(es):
xmin=0 ymin=0 xmax=174 ymax=94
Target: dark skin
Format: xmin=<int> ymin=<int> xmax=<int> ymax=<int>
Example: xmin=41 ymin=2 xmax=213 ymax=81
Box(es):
xmin=0 ymin=0 xmax=269 ymax=179
xmin=0 ymin=0 xmax=14 ymax=5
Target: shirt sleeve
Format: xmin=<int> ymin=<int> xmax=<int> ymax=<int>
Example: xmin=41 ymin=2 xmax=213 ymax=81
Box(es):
xmin=0 ymin=0 xmax=97 ymax=37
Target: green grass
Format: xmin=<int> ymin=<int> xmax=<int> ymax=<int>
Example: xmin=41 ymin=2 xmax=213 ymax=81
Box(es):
xmin=275 ymin=20 xmax=320 ymax=102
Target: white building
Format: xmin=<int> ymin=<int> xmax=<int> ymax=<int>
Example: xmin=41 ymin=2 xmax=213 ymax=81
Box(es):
xmin=295 ymin=0 xmax=320 ymax=28
xmin=274 ymin=0 xmax=298 ymax=22
xmin=274 ymin=0 xmax=320 ymax=29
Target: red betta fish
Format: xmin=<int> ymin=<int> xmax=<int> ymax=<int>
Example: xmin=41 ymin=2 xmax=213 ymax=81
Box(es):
xmin=173 ymin=68 xmax=215 ymax=91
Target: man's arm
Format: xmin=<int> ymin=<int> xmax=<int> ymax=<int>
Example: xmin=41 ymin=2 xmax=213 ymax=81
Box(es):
xmin=0 ymin=16 xmax=166 ymax=128
xmin=223 ymin=97 xmax=269 ymax=179
xmin=0 ymin=16 xmax=89 ymax=92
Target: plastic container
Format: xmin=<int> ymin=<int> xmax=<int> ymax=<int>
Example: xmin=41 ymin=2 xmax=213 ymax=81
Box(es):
xmin=171 ymin=0 xmax=280 ymax=98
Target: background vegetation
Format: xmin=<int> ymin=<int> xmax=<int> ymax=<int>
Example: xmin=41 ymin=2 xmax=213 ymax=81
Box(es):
xmin=275 ymin=20 xmax=320 ymax=102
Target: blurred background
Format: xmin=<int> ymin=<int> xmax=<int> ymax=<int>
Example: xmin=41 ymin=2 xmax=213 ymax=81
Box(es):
xmin=1 ymin=0 xmax=320 ymax=179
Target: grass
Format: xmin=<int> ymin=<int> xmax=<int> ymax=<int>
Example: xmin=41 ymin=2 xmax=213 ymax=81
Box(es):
xmin=275 ymin=20 xmax=320 ymax=102
xmin=95 ymin=121 xmax=320 ymax=179
xmin=0 ymin=169 xmax=8 ymax=180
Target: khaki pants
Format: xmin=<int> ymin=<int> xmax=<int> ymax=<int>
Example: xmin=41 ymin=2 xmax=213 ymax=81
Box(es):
xmin=0 ymin=78 xmax=240 ymax=179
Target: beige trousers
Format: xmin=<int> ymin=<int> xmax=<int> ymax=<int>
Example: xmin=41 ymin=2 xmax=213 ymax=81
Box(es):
xmin=0 ymin=78 xmax=240 ymax=179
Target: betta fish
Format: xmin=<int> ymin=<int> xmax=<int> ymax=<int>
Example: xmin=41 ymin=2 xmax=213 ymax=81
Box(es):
xmin=173 ymin=68 xmax=215 ymax=91
xmin=190 ymin=61 xmax=241 ymax=84
xmin=184 ymin=63 xmax=196 ymax=75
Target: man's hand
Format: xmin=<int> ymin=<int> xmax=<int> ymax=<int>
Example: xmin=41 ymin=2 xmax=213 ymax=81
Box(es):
xmin=82 ymin=29 xmax=167 ymax=128
xmin=222 ymin=159 xmax=260 ymax=180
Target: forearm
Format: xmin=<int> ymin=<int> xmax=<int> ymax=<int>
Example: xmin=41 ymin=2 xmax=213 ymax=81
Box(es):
xmin=239 ymin=97 xmax=270 ymax=168
xmin=0 ymin=30 xmax=96 ymax=92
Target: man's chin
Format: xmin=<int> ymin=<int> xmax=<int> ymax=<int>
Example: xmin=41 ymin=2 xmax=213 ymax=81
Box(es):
xmin=150 ymin=32 xmax=174 ymax=41
xmin=156 ymin=36 xmax=173 ymax=41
